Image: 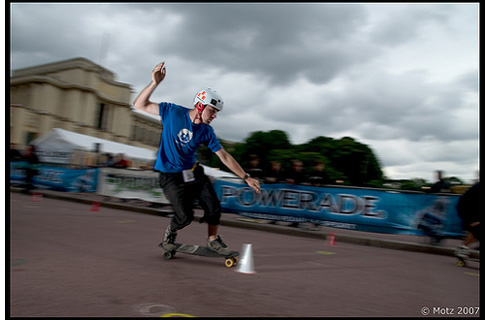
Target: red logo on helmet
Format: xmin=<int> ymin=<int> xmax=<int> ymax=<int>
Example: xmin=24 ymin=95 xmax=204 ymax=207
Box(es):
xmin=197 ymin=91 xmax=206 ymax=101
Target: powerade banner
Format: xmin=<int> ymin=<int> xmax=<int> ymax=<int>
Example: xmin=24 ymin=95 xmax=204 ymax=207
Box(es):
xmin=213 ymin=180 xmax=464 ymax=237
xmin=10 ymin=162 xmax=98 ymax=192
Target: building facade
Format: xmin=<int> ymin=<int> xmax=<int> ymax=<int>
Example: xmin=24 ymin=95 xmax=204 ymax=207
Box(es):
xmin=10 ymin=57 xmax=161 ymax=154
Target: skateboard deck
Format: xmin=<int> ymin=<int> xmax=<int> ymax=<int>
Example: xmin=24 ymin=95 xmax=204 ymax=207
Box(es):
xmin=161 ymin=243 xmax=239 ymax=268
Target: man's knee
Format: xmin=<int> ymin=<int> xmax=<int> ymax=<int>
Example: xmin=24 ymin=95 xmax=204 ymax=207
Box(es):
xmin=171 ymin=218 xmax=193 ymax=231
xmin=202 ymin=205 xmax=221 ymax=226
xmin=170 ymin=201 xmax=195 ymax=231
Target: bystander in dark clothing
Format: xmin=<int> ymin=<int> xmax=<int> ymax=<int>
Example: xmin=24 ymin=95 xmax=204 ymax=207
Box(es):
xmin=308 ymin=160 xmax=330 ymax=187
xmin=285 ymin=159 xmax=307 ymax=186
xmin=265 ymin=160 xmax=285 ymax=184
xmin=22 ymin=145 xmax=40 ymax=193
xmin=246 ymin=154 xmax=265 ymax=183
xmin=307 ymin=160 xmax=330 ymax=230
xmin=104 ymin=154 xmax=116 ymax=167
xmin=430 ymin=170 xmax=451 ymax=193
xmin=286 ymin=159 xmax=307 ymax=227
xmin=10 ymin=143 xmax=23 ymax=161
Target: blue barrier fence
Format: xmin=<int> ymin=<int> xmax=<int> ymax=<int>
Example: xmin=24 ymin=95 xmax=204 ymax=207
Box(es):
xmin=213 ymin=180 xmax=464 ymax=237
xmin=11 ymin=162 xmax=464 ymax=237
xmin=10 ymin=162 xmax=98 ymax=192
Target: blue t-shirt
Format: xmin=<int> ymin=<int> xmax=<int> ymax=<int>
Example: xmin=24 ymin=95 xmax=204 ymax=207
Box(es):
xmin=154 ymin=102 xmax=222 ymax=173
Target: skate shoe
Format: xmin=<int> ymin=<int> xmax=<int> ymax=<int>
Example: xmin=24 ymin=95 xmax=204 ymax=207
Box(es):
xmin=207 ymin=235 xmax=232 ymax=256
xmin=454 ymin=245 xmax=470 ymax=259
xmin=160 ymin=226 xmax=177 ymax=251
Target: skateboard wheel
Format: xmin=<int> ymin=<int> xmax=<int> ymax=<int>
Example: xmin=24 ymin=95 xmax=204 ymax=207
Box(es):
xmin=225 ymin=258 xmax=235 ymax=268
xmin=456 ymin=260 xmax=466 ymax=267
xmin=232 ymin=257 xmax=239 ymax=266
xmin=163 ymin=251 xmax=174 ymax=260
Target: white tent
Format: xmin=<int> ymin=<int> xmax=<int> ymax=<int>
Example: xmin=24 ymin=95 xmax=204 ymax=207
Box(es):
xmin=31 ymin=128 xmax=157 ymax=164
xmin=30 ymin=128 xmax=242 ymax=181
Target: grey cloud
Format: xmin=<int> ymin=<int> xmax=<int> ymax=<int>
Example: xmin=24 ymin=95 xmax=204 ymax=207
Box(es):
xmin=9 ymin=3 xmax=479 ymax=181
xmin=149 ymin=3 xmax=371 ymax=85
xmin=368 ymin=3 xmax=454 ymax=46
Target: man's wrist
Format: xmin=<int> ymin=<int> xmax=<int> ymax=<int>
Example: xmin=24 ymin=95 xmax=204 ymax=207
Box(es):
xmin=243 ymin=173 xmax=250 ymax=181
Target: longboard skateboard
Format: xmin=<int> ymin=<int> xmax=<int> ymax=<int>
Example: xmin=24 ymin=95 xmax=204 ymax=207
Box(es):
xmin=161 ymin=243 xmax=239 ymax=268
xmin=456 ymin=256 xmax=480 ymax=267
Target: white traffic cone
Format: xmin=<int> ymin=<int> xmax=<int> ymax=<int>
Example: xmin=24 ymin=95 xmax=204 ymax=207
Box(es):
xmin=236 ymin=244 xmax=255 ymax=274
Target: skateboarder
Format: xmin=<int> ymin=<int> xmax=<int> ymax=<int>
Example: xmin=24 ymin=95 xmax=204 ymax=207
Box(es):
xmin=454 ymin=181 xmax=479 ymax=259
xmin=134 ymin=61 xmax=261 ymax=255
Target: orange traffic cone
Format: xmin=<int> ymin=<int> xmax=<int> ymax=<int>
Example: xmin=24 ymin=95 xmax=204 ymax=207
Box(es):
xmin=91 ymin=201 xmax=100 ymax=212
xmin=31 ymin=192 xmax=43 ymax=202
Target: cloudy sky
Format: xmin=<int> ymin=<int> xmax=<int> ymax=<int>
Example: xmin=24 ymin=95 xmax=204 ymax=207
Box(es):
xmin=9 ymin=3 xmax=479 ymax=183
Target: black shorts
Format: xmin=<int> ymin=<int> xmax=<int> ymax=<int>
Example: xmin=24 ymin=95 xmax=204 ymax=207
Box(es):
xmin=158 ymin=164 xmax=221 ymax=231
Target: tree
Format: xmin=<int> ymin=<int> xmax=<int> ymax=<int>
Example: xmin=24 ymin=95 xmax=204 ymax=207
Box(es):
xmin=200 ymin=130 xmax=385 ymax=187
xmin=400 ymin=178 xmax=428 ymax=191
xmin=197 ymin=139 xmax=236 ymax=169
xmin=235 ymin=130 xmax=292 ymax=169
xmin=298 ymin=136 xmax=383 ymax=186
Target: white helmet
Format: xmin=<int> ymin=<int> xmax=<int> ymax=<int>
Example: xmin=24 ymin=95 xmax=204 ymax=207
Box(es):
xmin=193 ymin=87 xmax=224 ymax=111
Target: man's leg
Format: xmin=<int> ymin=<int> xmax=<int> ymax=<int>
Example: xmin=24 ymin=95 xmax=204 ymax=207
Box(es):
xmin=196 ymin=175 xmax=232 ymax=255
xmin=159 ymin=172 xmax=196 ymax=250
xmin=455 ymin=223 xmax=479 ymax=258
xmin=464 ymin=232 xmax=477 ymax=247
xmin=208 ymin=224 xmax=218 ymax=239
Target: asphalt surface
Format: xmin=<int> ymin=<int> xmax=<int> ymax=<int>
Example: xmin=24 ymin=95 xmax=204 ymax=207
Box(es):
xmin=9 ymin=189 xmax=481 ymax=317
xmin=10 ymin=187 xmax=478 ymax=258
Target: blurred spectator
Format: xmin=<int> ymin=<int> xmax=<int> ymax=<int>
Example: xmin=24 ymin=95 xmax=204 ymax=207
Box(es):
xmin=105 ymin=153 xmax=116 ymax=167
xmin=113 ymin=153 xmax=129 ymax=168
xmin=430 ymin=170 xmax=451 ymax=193
xmin=22 ymin=145 xmax=40 ymax=193
xmin=285 ymin=159 xmax=307 ymax=186
xmin=308 ymin=160 xmax=330 ymax=187
xmin=307 ymin=160 xmax=330 ymax=231
xmin=265 ymin=160 xmax=285 ymax=184
xmin=245 ymin=154 xmax=265 ymax=183
xmin=262 ymin=160 xmax=286 ymax=226
xmin=10 ymin=143 xmax=23 ymax=161
xmin=285 ymin=159 xmax=307 ymax=227
xmin=454 ymin=181 xmax=480 ymax=259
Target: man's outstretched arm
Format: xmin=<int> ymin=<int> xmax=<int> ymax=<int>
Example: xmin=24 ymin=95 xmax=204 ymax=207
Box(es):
xmin=215 ymin=148 xmax=261 ymax=193
xmin=133 ymin=62 xmax=166 ymax=116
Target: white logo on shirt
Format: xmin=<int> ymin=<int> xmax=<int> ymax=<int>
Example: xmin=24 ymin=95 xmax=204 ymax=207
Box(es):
xmin=177 ymin=129 xmax=193 ymax=144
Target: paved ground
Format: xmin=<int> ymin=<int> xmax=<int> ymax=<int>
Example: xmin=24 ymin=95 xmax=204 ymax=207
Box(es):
xmin=10 ymin=191 xmax=480 ymax=317
xmin=11 ymin=187 xmax=478 ymax=258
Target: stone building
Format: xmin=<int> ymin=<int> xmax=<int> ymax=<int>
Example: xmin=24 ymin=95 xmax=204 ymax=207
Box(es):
xmin=9 ymin=57 xmax=161 ymax=164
